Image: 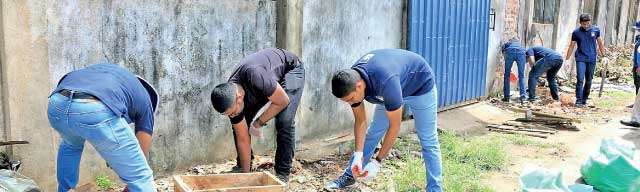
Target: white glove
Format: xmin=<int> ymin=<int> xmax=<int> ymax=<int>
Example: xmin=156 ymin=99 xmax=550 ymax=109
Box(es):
xmin=249 ymin=123 xmax=263 ymax=139
xmin=350 ymin=151 xmax=365 ymax=177
xmin=362 ymin=159 xmax=382 ymax=181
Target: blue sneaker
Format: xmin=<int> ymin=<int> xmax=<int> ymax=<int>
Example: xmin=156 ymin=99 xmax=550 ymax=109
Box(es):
xmin=325 ymin=174 xmax=356 ymax=190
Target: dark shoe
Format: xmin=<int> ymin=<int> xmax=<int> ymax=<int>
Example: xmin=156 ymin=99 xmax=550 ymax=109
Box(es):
xmin=519 ymin=97 xmax=527 ymax=104
xmin=501 ymin=97 xmax=510 ymax=102
xmin=325 ymin=174 xmax=356 ymax=190
xmin=229 ymin=165 xmax=243 ymax=173
xmin=628 ymin=104 xmax=634 ymax=108
xmin=576 ymin=103 xmax=585 ymax=108
xmin=620 ymin=120 xmax=640 ymax=127
xmin=276 ymin=173 xmax=290 ymax=184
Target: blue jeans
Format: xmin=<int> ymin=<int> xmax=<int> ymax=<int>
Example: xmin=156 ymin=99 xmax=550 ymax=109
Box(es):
xmin=576 ymin=61 xmax=596 ymax=104
xmin=528 ymin=58 xmax=563 ymax=100
xmin=504 ymin=51 xmax=527 ymax=99
xmin=343 ymin=88 xmax=442 ymax=192
xmin=47 ymin=93 xmax=156 ymax=192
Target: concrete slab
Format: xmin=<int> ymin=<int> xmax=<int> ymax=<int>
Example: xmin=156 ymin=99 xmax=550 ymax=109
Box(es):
xmin=438 ymin=102 xmax=517 ymax=136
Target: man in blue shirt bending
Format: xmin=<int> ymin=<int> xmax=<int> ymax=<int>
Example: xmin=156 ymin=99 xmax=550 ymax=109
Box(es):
xmin=565 ymin=13 xmax=606 ymax=108
xmin=326 ymin=49 xmax=442 ymax=192
xmin=502 ymin=37 xmax=528 ymax=103
xmin=526 ymin=46 xmax=564 ymax=102
xmin=48 ymin=64 xmax=159 ymax=192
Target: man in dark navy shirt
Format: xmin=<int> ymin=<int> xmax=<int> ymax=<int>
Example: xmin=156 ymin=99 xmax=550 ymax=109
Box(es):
xmin=48 ymin=63 xmax=158 ymax=192
xmin=210 ymin=48 xmax=305 ymax=182
xmin=565 ymin=13 xmax=606 ymax=107
xmin=326 ymin=49 xmax=442 ymax=192
xmin=526 ymin=46 xmax=564 ymax=102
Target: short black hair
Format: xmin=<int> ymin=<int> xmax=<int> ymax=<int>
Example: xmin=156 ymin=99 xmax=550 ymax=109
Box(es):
xmin=210 ymin=83 xmax=236 ymax=113
xmin=331 ymin=69 xmax=361 ymax=98
xmin=579 ymin=14 xmax=591 ymax=22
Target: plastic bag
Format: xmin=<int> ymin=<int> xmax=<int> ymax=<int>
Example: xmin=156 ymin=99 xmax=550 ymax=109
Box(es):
xmin=0 ymin=170 xmax=41 ymax=192
xmin=580 ymin=138 xmax=640 ymax=192
xmin=520 ymin=164 xmax=593 ymax=192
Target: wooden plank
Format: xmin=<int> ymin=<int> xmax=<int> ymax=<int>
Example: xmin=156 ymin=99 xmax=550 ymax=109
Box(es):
xmin=196 ymin=185 xmax=284 ymax=192
xmin=488 ymin=129 xmax=549 ymax=138
xmin=0 ymin=141 xmax=29 ymax=146
xmin=174 ymin=175 xmax=192 ymax=192
xmin=487 ymin=124 xmax=556 ymax=134
xmin=503 ymin=122 xmax=558 ymax=132
xmin=264 ymin=171 xmax=286 ymax=187
xmin=173 ymin=172 xmax=284 ymax=192
xmin=507 ymin=107 xmax=581 ymax=123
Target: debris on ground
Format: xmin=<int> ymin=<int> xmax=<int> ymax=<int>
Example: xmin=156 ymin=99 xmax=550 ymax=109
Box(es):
xmin=596 ymin=45 xmax=635 ymax=84
xmin=519 ymin=164 xmax=593 ymax=192
xmin=487 ymin=104 xmax=580 ymax=138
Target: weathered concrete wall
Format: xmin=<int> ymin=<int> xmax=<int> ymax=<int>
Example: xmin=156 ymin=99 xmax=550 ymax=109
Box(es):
xmin=4 ymin=0 xmax=277 ymax=190
xmin=0 ymin=0 xmax=405 ymax=190
xmin=299 ymin=0 xmax=403 ymax=140
xmin=1 ymin=0 xmax=58 ymax=189
xmin=487 ymin=0 xmax=508 ymax=97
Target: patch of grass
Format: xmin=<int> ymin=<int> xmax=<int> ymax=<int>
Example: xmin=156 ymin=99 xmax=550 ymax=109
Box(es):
xmin=385 ymin=131 xmax=507 ymax=192
xmin=594 ymin=90 xmax=635 ymax=109
xmin=95 ymin=175 xmax=113 ymax=191
xmin=441 ymin=132 xmax=507 ymax=171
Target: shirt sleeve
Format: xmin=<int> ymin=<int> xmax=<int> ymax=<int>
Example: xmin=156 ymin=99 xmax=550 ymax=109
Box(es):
xmin=525 ymin=48 xmax=534 ymax=57
xmin=571 ymin=31 xmax=578 ymax=42
xmin=595 ymin=28 xmax=601 ymax=38
xmin=134 ymin=104 xmax=154 ymax=135
xmin=229 ymin=111 xmax=245 ymax=125
xmin=245 ymin=67 xmax=277 ymax=97
xmin=381 ymin=75 xmax=403 ymax=111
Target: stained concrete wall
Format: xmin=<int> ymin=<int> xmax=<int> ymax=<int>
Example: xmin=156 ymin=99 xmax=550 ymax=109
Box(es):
xmin=3 ymin=0 xmax=278 ymax=190
xmin=0 ymin=0 xmax=404 ymax=190
xmin=1 ymin=0 xmax=58 ymax=189
xmin=486 ymin=0 xmax=508 ymax=96
xmin=299 ymin=0 xmax=403 ymax=141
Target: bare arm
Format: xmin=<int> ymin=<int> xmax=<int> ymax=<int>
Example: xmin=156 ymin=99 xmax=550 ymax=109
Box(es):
xmin=232 ymin=120 xmax=252 ymax=172
xmin=566 ymin=41 xmax=577 ymax=60
xmin=136 ymin=132 xmax=152 ymax=159
xmin=527 ymin=56 xmax=536 ymax=68
xmin=252 ymin=84 xmax=289 ymax=127
xmin=352 ymin=103 xmax=367 ymax=152
xmin=597 ymin=37 xmax=605 ymax=56
xmin=375 ymin=106 xmax=403 ymax=161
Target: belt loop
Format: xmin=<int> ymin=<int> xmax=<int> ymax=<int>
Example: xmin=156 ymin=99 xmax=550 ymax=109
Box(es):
xmin=69 ymin=90 xmax=75 ymax=100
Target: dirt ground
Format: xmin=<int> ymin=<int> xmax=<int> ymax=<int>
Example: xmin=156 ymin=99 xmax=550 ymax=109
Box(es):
xmin=148 ymin=86 xmax=637 ymax=192
xmin=485 ymin=84 xmax=638 ymax=191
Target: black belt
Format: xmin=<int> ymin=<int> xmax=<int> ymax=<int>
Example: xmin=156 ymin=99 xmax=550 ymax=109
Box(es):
xmin=59 ymin=89 xmax=99 ymax=100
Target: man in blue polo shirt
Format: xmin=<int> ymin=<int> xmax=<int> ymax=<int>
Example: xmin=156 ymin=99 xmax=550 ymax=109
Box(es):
xmin=526 ymin=46 xmax=564 ymax=102
xmin=326 ymin=49 xmax=442 ymax=191
xmin=48 ymin=64 xmax=159 ymax=192
xmin=565 ymin=13 xmax=606 ymax=107
xmin=502 ymin=37 xmax=528 ymax=103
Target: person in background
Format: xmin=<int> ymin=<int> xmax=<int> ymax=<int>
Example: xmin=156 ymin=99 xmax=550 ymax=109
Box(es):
xmin=565 ymin=13 xmax=606 ymax=108
xmin=501 ymin=37 xmax=528 ymax=103
xmin=48 ymin=64 xmax=159 ymax=192
xmin=620 ymin=21 xmax=640 ymax=127
xmin=525 ymin=46 xmax=564 ymax=102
